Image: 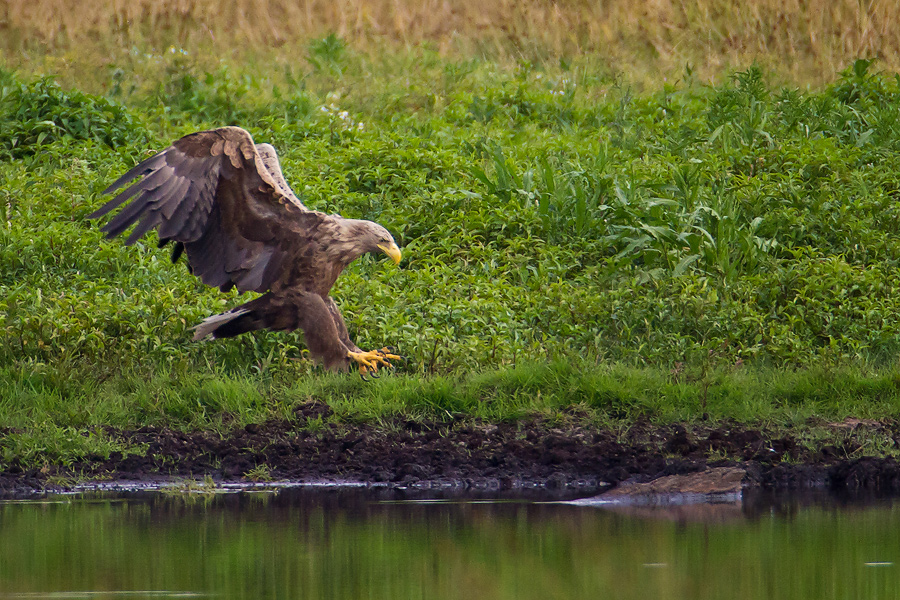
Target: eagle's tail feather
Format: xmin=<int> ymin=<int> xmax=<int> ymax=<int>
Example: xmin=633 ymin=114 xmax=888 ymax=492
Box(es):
xmin=192 ymin=307 xmax=256 ymax=341
xmin=193 ymin=293 xmax=289 ymax=341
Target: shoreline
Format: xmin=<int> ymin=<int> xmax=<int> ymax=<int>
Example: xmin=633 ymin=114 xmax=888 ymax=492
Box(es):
xmin=4 ymin=409 xmax=899 ymax=498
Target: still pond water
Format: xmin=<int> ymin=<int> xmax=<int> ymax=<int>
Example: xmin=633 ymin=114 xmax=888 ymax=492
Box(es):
xmin=0 ymin=486 xmax=898 ymax=599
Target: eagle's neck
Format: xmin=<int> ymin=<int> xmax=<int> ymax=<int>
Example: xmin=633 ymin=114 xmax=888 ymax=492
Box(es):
xmin=322 ymin=218 xmax=374 ymax=266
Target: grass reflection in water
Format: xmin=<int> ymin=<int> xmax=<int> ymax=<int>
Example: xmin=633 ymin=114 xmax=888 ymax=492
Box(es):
xmin=0 ymin=490 xmax=897 ymax=600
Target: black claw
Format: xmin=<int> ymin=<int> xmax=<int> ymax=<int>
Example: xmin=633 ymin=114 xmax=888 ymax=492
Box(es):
xmin=370 ymin=369 xmax=380 ymax=378
xmin=359 ymin=369 xmax=370 ymax=382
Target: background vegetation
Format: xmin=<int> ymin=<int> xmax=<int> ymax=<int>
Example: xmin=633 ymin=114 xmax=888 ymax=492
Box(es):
xmin=4 ymin=0 xmax=900 ymax=88
xmin=4 ymin=1 xmax=900 ymax=469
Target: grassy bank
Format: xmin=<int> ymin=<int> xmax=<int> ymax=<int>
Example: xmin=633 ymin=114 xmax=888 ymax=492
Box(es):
xmin=4 ymin=25 xmax=900 ymax=471
xmin=5 ymin=360 xmax=900 ymax=471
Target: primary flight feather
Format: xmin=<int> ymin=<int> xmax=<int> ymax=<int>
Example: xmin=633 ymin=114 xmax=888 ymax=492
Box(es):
xmin=90 ymin=126 xmax=402 ymax=376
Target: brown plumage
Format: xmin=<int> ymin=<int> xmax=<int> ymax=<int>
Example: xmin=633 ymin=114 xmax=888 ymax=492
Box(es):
xmin=90 ymin=126 xmax=402 ymax=374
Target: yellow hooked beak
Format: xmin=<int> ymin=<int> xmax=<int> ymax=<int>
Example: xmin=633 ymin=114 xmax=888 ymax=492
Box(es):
xmin=377 ymin=241 xmax=402 ymax=265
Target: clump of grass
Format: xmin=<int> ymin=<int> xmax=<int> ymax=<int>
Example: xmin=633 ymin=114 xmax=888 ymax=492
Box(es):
xmin=0 ymin=422 xmax=139 ymax=470
xmin=243 ymin=464 xmax=274 ymax=482
xmin=0 ymin=68 xmax=148 ymax=161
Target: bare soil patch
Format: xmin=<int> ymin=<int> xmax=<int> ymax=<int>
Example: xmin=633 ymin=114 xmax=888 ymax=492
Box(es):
xmin=3 ymin=402 xmax=900 ymax=495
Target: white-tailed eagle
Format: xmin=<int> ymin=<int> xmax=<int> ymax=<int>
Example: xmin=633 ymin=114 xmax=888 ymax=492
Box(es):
xmin=90 ymin=126 xmax=402 ymax=377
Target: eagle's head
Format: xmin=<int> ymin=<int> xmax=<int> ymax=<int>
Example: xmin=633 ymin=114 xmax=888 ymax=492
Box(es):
xmin=339 ymin=219 xmax=402 ymax=265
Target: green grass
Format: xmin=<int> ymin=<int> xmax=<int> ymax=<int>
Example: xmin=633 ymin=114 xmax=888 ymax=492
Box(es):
xmin=4 ymin=358 xmax=900 ymax=468
xmin=4 ymin=45 xmax=900 ymax=469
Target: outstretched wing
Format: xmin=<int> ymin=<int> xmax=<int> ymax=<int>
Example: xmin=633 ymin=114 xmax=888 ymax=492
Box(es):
xmin=90 ymin=127 xmax=321 ymax=293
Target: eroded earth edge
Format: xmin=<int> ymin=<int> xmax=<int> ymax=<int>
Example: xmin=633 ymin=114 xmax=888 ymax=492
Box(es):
xmin=2 ymin=401 xmax=899 ymax=497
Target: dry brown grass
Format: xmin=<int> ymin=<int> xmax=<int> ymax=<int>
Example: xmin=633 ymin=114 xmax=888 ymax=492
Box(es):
xmin=3 ymin=0 xmax=900 ymax=85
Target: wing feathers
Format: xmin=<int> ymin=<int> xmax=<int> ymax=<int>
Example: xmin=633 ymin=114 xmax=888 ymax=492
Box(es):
xmin=89 ymin=162 xmax=166 ymax=220
xmin=90 ymin=127 xmax=318 ymax=294
xmin=210 ymin=137 xmax=225 ymax=157
xmin=124 ymin=211 xmax=162 ymax=246
xmin=152 ymin=175 xmax=192 ymax=220
xmin=234 ymin=246 xmax=274 ymax=291
xmin=255 ymin=143 xmax=308 ymax=211
xmin=157 ymin=186 xmax=192 ymax=237
xmin=158 ymin=169 xmax=217 ymax=240
xmin=98 ymin=164 xmax=177 ymax=237
xmin=224 ymin=139 xmax=240 ymax=167
xmin=171 ymin=241 xmax=185 ymax=263
xmin=95 ymin=153 xmax=168 ymax=200
xmin=101 ymin=191 xmax=155 ymax=238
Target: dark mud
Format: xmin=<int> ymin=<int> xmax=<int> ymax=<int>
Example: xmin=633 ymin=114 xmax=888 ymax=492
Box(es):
xmin=3 ymin=402 xmax=900 ymax=496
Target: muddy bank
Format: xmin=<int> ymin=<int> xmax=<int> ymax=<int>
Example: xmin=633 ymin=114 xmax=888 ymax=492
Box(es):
xmin=3 ymin=402 xmax=900 ymax=495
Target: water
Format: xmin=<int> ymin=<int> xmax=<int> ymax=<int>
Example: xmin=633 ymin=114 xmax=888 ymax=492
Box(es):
xmin=0 ymin=487 xmax=898 ymax=600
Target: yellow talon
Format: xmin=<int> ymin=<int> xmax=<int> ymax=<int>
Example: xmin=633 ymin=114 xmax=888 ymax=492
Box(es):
xmin=348 ymin=348 xmax=401 ymax=380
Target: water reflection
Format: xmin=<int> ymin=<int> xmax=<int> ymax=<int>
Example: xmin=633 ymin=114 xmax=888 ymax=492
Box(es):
xmin=0 ymin=488 xmax=897 ymax=599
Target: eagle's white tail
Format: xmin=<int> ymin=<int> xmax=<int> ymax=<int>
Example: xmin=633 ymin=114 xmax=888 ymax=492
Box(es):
xmin=192 ymin=308 xmax=250 ymax=341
